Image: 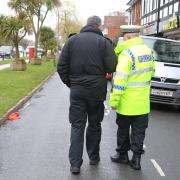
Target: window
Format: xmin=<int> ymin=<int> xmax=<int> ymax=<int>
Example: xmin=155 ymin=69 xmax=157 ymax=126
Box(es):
xmin=163 ymin=7 xmax=168 ymax=17
xmin=153 ymin=0 xmax=157 ymax=10
xmin=165 ymin=0 xmax=169 ymax=4
xmin=149 ymin=15 xmax=151 ymax=23
xmin=145 ymin=17 xmax=147 ymax=24
xmin=150 ymin=14 xmax=153 ymax=22
xmin=143 ymin=38 xmax=180 ymax=63
xmin=153 ymin=13 xmax=156 ymax=21
xmin=147 ymin=0 xmax=149 ymax=13
xmin=144 ymin=0 xmax=147 ymax=14
xmin=149 ymin=0 xmax=152 ymax=12
xmin=174 ymin=2 xmax=179 ymax=13
xmin=169 ymin=5 xmax=173 ymax=15
xmin=147 ymin=16 xmax=149 ymax=23
xmin=160 ymin=0 xmax=164 ymax=6
xmin=160 ymin=10 xmax=163 ymax=18
xmin=141 ymin=0 xmax=144 ymax=16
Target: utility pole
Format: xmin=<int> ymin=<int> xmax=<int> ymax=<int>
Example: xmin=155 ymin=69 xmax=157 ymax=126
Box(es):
xmin=156 ymin=0 xmax=161 ymax=35
xmin=55 ymin=8 xmax=60 ymax=67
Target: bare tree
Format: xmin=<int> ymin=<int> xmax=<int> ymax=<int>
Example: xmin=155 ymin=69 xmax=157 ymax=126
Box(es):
xmin=58 ymin=1 xmax=83 ymax=43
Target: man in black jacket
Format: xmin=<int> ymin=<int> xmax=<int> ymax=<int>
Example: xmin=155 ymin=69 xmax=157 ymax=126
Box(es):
xmin=57 ymin=15 xmax=117 ymax=174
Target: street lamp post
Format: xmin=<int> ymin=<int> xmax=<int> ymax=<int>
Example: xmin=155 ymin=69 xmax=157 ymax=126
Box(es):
xmin=157 ymin=0 xmax=161 ymax=35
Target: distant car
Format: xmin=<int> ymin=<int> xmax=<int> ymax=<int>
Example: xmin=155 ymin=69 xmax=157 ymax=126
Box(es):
xmin=0 ymin=46 xmax=13 ymax=59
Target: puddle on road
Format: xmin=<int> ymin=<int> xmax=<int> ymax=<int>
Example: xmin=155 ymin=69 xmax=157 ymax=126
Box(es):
xmin=34 ymin=94 xmax=45 ymax=99
xmin=38 ymin=87 xmax=44 ymax=92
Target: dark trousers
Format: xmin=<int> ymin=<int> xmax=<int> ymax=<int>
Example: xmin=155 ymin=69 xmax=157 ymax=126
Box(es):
xmin=116 ymin=113 xmax=149 ymax=155
xmin=69 ymin=93 xmax=104 ymax=167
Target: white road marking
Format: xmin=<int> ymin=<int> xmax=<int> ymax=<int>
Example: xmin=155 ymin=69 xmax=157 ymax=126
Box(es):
xmin=150 ymin=159 xmax=165 ymax=177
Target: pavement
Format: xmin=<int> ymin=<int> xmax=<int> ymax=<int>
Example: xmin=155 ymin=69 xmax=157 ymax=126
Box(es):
xmin=0 ymin=73 xmax=180 ymax=180
xmin=0 ymin=64 xmax=10 ymax=70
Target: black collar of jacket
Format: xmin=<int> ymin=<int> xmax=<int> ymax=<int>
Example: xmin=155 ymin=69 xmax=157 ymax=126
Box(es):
xmin=80 ymin=25 xmax=103 ymax=36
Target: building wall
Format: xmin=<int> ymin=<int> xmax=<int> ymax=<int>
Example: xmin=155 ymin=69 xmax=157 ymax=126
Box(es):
xmin=108 ymin=28 xmax=121 ymax=40
xmin=132 ymin=0 xmax=141 ymax=25
xmin=141 ymin=0 xmax=180 ymax=26
xmin=141 ymin=0 xmax=180 ymax=39
xmin=104 ymin=15 xmax=128 ymax=40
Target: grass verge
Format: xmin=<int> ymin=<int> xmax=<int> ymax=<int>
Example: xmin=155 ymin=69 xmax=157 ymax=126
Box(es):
xmin=0 ymin=61 xmax=55 ymax=118
xmin=0 ymin=59 xmax=12 ymax=65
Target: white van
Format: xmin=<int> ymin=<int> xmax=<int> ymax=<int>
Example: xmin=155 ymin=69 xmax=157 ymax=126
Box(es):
xmin=118 ymin=36 xmax=180 ymax=106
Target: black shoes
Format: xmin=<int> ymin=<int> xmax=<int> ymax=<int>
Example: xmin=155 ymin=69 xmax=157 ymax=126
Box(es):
xmin=89 ymin=159 xmax=100 ymax=165
xmin=130 ymin=154 xmax=141 ymax=170
xmin=110 ymin=152 xmax=129 ymax=164
xmin=70 ymin=166 xmax=80 ymax=174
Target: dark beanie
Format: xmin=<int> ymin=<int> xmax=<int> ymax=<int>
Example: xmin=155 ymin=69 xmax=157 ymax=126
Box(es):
xmin=87 ymin=15 xmax=102 ymax=26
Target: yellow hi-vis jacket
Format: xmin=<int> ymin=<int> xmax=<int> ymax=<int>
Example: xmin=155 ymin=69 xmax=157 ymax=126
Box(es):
xmin=109 ymin=37 xmax=155 ymax=115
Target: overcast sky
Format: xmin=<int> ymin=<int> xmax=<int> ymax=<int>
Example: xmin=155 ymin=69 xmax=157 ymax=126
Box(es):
xmin=72 ymin=0 xmax=128 ymax=19
xmin=0 ymin=0 xmax=128 ymax=40
xmin=0 ymin=0 xmax=128 ymax=22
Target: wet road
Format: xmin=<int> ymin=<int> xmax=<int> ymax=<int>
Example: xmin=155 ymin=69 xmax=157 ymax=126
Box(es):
xmin=0 ymin=74 xmax=180 ymax=180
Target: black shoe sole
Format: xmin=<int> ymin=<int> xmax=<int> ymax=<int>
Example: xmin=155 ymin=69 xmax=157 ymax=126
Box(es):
xmin=129 ymin=162 xmax=141 ymax=170
xmin=110 ymin=157 xmax=129 ymax=164
xmin=71 ymin=171 xmax=80 ymax=174
xmin=70 ymin=167 xmax=80 ymax=174
xmin=89 ymin=160 xmax=100 ymax=165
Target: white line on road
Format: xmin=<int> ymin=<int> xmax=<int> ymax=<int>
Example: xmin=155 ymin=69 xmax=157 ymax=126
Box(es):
xmin=150 ymin=159 xmax=165 ymax=177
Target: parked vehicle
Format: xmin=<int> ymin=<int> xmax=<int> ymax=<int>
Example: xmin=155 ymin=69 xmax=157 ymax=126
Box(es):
xmin=143 ymin=36 xmax=180 ymax=106
xmin=118 ymin=36 xmax=180 ymax=106
xmin=0 ymin=46 xmax=14 ymax=59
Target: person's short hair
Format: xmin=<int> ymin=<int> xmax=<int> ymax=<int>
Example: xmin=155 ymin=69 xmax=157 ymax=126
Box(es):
xmin=87 ymin=15 xmax=102 ymax=27
xmin=68 ymin=33 xmax=77 ymax=38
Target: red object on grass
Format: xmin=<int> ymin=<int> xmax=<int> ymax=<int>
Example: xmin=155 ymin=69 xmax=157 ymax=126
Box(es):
xmin=8 ymin=112 xmax=20 ymax=121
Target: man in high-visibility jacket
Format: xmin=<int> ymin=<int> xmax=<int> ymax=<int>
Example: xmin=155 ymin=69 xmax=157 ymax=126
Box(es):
xmin=109 ymin=25 xmax=155 ymax=170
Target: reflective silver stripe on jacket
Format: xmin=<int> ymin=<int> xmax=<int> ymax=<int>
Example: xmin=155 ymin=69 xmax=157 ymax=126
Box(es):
xmin=131 ymin=67 xmax=154 ymax=76
xmin=115 ymin=72 xmax=129 ymax=79
xmin=128 ymin=81 xmax=150 ymax=86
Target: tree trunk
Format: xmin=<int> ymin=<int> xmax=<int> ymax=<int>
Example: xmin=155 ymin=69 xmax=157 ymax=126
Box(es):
xmin=15 ymin=42 xmax=19 ymax=59
xmin=34 ymin=34 xmax=39 ymax=59
xmin=45 ymin=42 xmax=48 ymax=58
